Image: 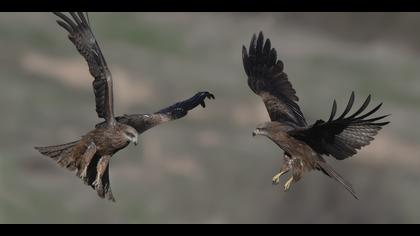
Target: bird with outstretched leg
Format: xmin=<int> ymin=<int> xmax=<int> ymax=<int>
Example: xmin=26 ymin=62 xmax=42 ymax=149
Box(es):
xmin=35 ymin=12 xmax=215 ymax=202
xmin=243 ymin=31 xmax=389 ymax=199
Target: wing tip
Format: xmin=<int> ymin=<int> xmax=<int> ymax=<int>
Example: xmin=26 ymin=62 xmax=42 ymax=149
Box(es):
xmin=242 ymin=45 xmax=248 ymax=58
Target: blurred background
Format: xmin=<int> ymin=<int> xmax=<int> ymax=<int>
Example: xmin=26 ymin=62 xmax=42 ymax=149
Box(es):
xmin=0 ymin=12 xmax=419 ymax=223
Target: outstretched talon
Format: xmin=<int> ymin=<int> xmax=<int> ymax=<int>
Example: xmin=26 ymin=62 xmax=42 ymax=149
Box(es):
xmin=284 ymin=177 xmax=294 ymax=191
xmin=272 ymin=170 xmax=288 ymax=185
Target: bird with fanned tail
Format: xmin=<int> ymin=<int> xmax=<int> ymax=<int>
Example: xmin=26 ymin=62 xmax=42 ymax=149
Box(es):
xmin=35 ymin=12 xmax=215 ymax=202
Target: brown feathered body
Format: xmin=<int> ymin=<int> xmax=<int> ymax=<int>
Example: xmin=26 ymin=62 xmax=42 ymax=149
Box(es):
xmin=77 ymin=124 xmax=132 ymax=156
xmin=36 ymin=12 xmax=214 ymax=202
xmin=244 ymin=32 xmax=389 ymax=199
xmin=35 ymin=123 xmax=138 ymax=201
xmin=254 ymin=122 xmax=357 ymax=198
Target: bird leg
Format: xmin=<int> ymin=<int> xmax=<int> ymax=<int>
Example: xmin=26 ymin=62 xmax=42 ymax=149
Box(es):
xmin=272 ymin=153 xmax=292 ymax=185
xmin=80 ymin=168 xmax=88 ymax=184
xmin=284 ymin=177 xmax=294 ymax=191
xmin=92 ymin=155 xmax=110 ymax=198
xmin=78 ymin=143 xmax=96 ymax=184
xmin=272 ymin=169 xmax=289 ymax=185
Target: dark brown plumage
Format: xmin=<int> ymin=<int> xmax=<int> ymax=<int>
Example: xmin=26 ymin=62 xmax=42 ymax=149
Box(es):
xmin=35 ymin=12 xmax=214 ymax=202
xmin=244 ymin=31 xmax=389 ymax=199
xmin=95 ymin=91 xmax=215 ymax=134
xmin=36 ymin=124 xmax=138 ymax=201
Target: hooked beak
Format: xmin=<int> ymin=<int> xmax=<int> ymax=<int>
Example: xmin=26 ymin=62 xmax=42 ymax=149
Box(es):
xmin=132 ymin=136 xmax=138 ymax=146
xmin=252 ymin=128 xmax=260 ymax=137
xmin=253 ymin=128 xmax=267 ymax=137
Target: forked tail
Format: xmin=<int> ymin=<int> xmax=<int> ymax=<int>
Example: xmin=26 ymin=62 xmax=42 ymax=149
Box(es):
xmin=318 ymin=161 xmax=359 ymax=200
xmin=34 ymin=140 xmax=80 ymax=171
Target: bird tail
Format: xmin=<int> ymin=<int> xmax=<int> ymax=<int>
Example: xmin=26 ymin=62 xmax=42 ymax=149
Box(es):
xmin=34 ymin=140 xmax=80 ymax=171
xmin=317 ymin=161 xmax=359 ymax=200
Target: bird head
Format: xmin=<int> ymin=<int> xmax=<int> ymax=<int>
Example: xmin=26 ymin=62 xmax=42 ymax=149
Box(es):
xmin=252 ymin=122 xmax=271 ymax=137
xmin=253 ymin=121 xmax=291 ymax=137
xmin=123 ymin=125 xmax=139 ymax=146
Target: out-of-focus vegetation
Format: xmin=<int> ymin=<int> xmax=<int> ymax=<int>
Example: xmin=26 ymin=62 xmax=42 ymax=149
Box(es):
xmin=0 ymin=12 xmax=419 ymax=223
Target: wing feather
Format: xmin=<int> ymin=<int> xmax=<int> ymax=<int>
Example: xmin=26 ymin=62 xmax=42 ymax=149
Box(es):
xmin=289 ymin=93 xmax=389 ymax=160
xmin=242 ymin=31 xmax=306 ymax=127
xmin=95 ymin=92 xmax=215 ymax=134
xmin=53 ymin=12 xmax=115 ymax=126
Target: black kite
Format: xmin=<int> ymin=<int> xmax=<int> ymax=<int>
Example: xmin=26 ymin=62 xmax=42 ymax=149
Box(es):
xmin=243 ymin=32 xmax=389 ymax=199
xmin=35 ymin=12 xmax=214 ymax=202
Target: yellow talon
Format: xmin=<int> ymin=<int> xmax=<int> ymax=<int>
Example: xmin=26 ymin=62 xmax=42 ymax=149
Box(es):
xmin=272 ymin=174 xmax=281 ymax=185
xmin=272 ymin=170 xmax=288 ymax=185
xmin=284 ymin=177 xmax=293 ymax=191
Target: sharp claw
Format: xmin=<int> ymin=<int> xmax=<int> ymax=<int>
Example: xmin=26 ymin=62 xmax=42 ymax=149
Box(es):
xmin=284 ymin=177 xmax=293 ymax=191
xmin=272 ymin=175 xmax=281 ymax=185
xmin=272 ymin=170 xmax=288 ymax=185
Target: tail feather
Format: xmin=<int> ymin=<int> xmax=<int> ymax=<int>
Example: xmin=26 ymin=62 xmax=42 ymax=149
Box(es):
xmin=317 ymin=161 xmax=359 ymax=200
xmin=35 ymin=140 xmax=80 ymax=170
xmin=35 ymin=140 xmax=116 ymax=202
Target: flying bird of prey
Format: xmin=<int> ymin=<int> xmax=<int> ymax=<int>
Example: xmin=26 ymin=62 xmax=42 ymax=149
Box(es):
xmin=242 ymin=32 xmax=389 ymax=199
xmin=35 ymin=12 xmax=214 ymax=202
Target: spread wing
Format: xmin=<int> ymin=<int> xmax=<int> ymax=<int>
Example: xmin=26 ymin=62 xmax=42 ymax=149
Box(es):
xmin=289 ymin=92 xmax=390 ymax=160
xmin=53 ymin=12 xmax=116 ymax=126
xmin=155 ymin=91 xmax=215 ymax=118
xmin=95 ymin=91 xmax=215 ymax=134
xmin=242 ymin=31 xmax=307 ymax=127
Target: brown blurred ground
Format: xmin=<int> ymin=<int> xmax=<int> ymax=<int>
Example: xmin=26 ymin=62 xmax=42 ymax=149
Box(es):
xmin=0 ymin=12 xmax=419 ymax=223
